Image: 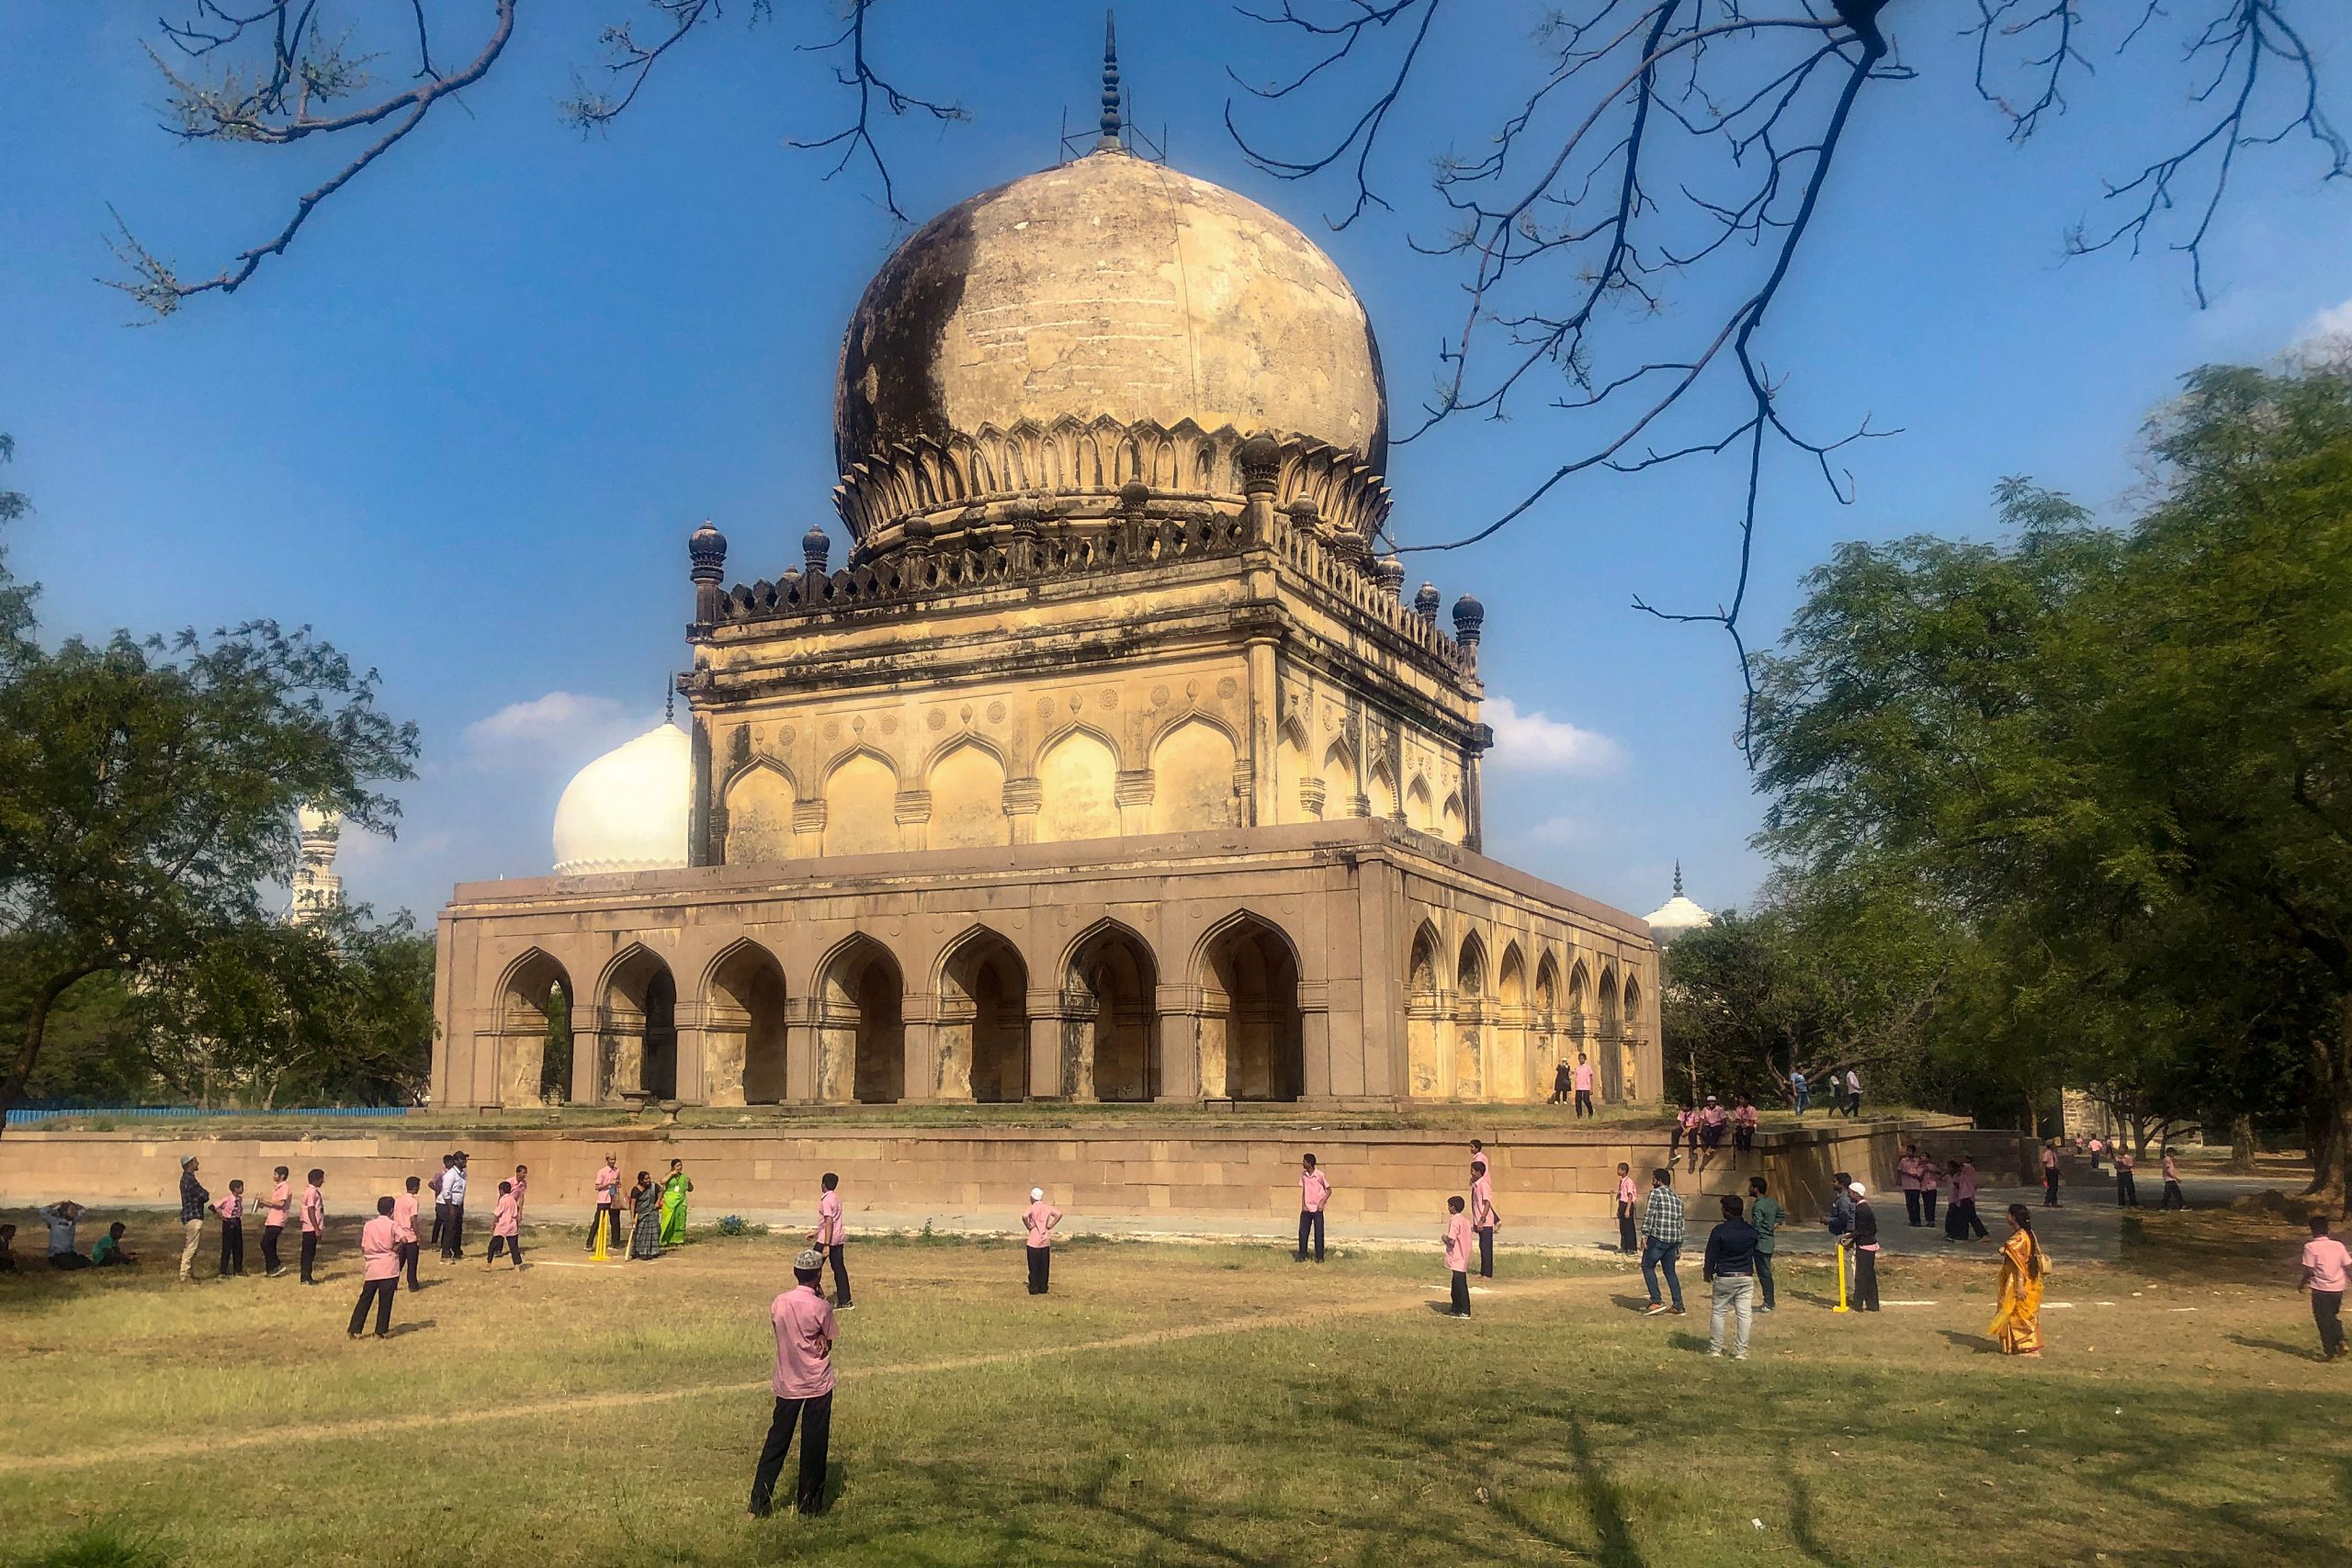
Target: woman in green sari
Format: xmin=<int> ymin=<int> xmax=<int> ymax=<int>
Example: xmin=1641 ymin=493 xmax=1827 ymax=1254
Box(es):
xmin=659 ymin=1157 xmax=693 ymax=1247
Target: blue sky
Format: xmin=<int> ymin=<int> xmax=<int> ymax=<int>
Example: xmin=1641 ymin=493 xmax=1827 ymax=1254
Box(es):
xmin=3 ymin=3 xmax=2347 ymax=924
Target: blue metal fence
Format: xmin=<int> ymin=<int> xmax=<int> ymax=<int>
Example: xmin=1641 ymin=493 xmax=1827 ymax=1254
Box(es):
xmin=5 ymin=1105 xmax=412 ymax=1126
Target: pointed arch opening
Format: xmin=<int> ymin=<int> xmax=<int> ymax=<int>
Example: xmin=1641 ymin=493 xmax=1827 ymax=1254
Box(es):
xmin=1453 ymin=931 xmax=1488 ymax=1100
xmin=1596 ymin=965 xmax=1623 ymax=1102
xmin=1621 ymin=974 xmax=1644 ymax=1102
xmin=1197 ymin=914 xmax=1303 ymax=1102
xmin=599 ymin=946 xmax=678 ymax=1102
xmin=817 ymin=937 xmax=905 ymax=1103
xmin=1067 ymin=921 xmax=1159 ymax=1102
xmin=496 ymin=950 xmax=573 ymax=1107
xmin=938 ymin=928 xmax=1028 ymax=1102
xmin=1406 ymin=773 xmax=1436 ymax=833
xmin=706 ymin=941 xmax=788 ymax=1105
xmin=1406 ymin=920 xmax=1443 ymax=1099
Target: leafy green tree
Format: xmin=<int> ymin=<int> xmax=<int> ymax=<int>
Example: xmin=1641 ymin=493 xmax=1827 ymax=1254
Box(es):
xmin=1748 ymin=362 xmax=2352 ymax=1204
xmin=0 ymin=443 xmax=421 ymax=1128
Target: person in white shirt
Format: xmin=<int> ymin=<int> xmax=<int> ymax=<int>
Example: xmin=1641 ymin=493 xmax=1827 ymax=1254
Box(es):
xmin=39 ymin=1201 xmax=90 ymax=1269
xmin=438 ymin=1153 xmax=470 ymax=1260
xmin=1843 ymin=1068 xmax=1863 ymax=1118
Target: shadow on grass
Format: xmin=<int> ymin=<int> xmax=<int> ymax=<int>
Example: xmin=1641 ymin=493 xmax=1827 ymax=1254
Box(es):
xmin=1938 ymin=1328 xmax=1998 ymax=1355
xmin=2226 ymin=1332 xmax=2324 ymax=1362
xmin=1665 ymin=1331 xmax=1710 ymax=1355
xmin=1786 ymin=1468 xmax=1853 ymax=1568
xmin=1563 ymin=1411 xmax=1645 ymax=1568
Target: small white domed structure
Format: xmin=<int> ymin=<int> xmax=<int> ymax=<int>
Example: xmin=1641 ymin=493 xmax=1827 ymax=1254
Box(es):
xmin=552 ymin=723 xmax=691 ymax=876
xmin=1644 ymin=863 xmax=1714 ymax=947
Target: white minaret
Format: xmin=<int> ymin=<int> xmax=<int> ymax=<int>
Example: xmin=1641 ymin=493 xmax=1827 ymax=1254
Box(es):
xmin=290 ymin=804 xmax=345 ymax=925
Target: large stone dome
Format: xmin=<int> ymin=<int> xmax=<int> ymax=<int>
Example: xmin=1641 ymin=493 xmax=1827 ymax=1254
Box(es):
xmin=551 ymin=723 xmax=690 ymax=877
xmin=834 ymin=149 xmax=1388 ymax=479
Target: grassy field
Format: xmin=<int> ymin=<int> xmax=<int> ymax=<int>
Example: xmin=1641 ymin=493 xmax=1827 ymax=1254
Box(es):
xmin=1 ymin=1206 xmax=2342 ymax=1568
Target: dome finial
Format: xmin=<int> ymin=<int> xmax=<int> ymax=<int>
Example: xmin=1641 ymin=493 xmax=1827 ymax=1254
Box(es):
xmin=1097 ymin=9 xmax=1123 ymax=152
xmin=1673 ymin=860 xmax=1683 ymax=896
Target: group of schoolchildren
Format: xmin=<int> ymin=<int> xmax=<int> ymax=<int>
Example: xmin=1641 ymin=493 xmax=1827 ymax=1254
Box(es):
xmin=1668 ymin=1094 xmax=1762 ymax=1161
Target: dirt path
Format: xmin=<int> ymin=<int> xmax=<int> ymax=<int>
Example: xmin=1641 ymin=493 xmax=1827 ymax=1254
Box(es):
xmin=3 ymin=1273 xmax=1615 ymax=1475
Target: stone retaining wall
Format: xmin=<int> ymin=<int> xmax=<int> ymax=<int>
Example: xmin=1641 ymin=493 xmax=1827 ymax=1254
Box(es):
xmin=0 ymin=1117 xmax=2030 ymax=1234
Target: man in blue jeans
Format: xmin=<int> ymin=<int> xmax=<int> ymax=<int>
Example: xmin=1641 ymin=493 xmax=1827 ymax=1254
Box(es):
xmin=1639 ymin=1168 xmax=1686 ymax=1315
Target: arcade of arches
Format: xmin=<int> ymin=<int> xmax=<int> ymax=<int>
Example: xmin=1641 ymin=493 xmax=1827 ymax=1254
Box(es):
xmin=437 ymin=821 xmax=1659 ymax=1111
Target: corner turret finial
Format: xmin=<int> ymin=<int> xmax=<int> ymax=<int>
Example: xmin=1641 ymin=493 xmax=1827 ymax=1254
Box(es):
xmin=1097 ymin=10 xmax=1123 ymax=152
xmin=1673 ymin=860 xmax=1684 ymax=897
xmin=665 ymin=679 xmax=675 ymax=725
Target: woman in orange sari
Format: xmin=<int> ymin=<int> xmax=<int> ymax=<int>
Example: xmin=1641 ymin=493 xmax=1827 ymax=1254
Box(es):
xmin=1988 ymin=1203 xmax=2050 ymax=1357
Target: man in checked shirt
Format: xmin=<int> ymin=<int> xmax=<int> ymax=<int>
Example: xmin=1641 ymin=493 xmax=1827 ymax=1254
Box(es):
xmin=1640 ymin=1167 xmax=1688 ymax=1316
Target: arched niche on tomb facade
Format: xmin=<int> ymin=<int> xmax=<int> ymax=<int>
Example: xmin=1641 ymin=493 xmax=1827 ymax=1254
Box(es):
xmin=1034 ymin=728 xmax=1120 ymax=844
xmin=1494 ymin=942 xmax=1529 ymax=1102
xmin=822 ymin=750 xmax=900 ymax=857
xmin=597 ymin=944 xmax=679 ymax=1103
xmin=1621 ymin=974 xmax=1644 ymax=1102
xmin=815 ymin=936 xmax=904 ymax=1103
xmin=1596 ymin=964 xmax=1623 ymax=1101
xmin=926 ymin=739 xmax=1010 ymax=851
xmin=723 ymin=760 xmax=797 ymax=863
xmin=935 ymin=926 xmax=1028 ymax=1101
xmin=1150 ymin=717 xmax=1240 ymax=834
xmin=1453 ymin=931 xmax=1488 ymax=1100
xmin=703 ymin=940 xmax=788 ymax=1106
xmin=1195 ymin=913 xmax=1303 ymax=1101
xmin=1407 ymin=921 xmax=1444 ymax=1098
xmin=493 ymin=949 xmax=573 ymax=1108
xmin=1063 ymin=919 xmax=1159 ymax=1102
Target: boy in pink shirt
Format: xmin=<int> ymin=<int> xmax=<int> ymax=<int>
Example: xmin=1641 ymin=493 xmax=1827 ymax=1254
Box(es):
xmin=2160 ymin=1151 xmax=2184 ymax=1211
xmin=748 ymin=1249 xmax=839 ymax=1517
xmin=392 ymin=1177 xmax=423 ymax=1291
xmin=1470 ymin=1160 xmax=1499 ymax=1280
xmin=213 ymin=1179 xmax=247 ymax=1278
xmin=300 ymin=1170 xmax=325 ymax=1285
xmin=2300 ymin=1213 xmax=2348 ymax=1361
xmin=1442 ymin=1196 xmax=1473 ymax=1317
xmin=1296 ymin=1153 xmax=1331 ymax=1263
xmin=1022 ymin=1187 xmax=1062 ymax=1295
xmin=1615 ymin=1162 xmax=1639 ymax=1253
xmin=262 ymin=1167 xmax=292 ymax=1278
xmin=812 ymin=1172 xmax=852 ymax=1309
xmin=347 ymin=1197 xmax=401 ymax=1338
xmin=485 ymin=1180 xmax=524 ymax=1269
xmin=1572 ymin=1055 xmax=1596 ymax=1118
xmin=511 ymin=1165 xmax=530 ymax=1220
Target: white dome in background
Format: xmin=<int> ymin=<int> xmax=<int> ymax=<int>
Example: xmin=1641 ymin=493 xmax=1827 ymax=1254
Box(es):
xmin=1644 ymin=863 xmax=1714 ymax=946
xmin=551 ymin=723 xmax=691 ymax=876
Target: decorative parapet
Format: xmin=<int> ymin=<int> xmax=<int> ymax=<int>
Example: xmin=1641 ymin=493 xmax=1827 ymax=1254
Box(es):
xmin=831 ymin=415 xmax=1391 ymax=558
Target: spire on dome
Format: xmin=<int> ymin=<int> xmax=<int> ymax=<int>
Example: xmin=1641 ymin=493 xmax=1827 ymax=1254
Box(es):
xmin=1673 ymin=860 xmax=1684 ymax=897
xmin=1097 ymin=10 xmax=1124 ymax=152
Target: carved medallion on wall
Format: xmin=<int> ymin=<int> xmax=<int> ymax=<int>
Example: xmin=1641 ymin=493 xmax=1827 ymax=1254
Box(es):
xmin=987 ymin=700 xmax=1006 ymax=723
xmin=777 ymin=726 xmax=796 ymax=748
xmin=927 ymin=710 xmax=947 ymax=731
xmin=823 ymin=719 xmax=840 ymax=740
xmin=1097 ymin=688 xmax=1117 ymax=710
xmin=880 ymin=715 xmax=899 ymax=735
xmin=1216 ymin=676 xmax=1238 ymax=700
xmin=1151 ymin=684 xmax=1170 ymax=706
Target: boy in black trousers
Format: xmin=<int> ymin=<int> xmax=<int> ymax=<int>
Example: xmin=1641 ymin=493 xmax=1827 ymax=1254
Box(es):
xmin=1849 ymin=1181 xmax=1882 ymax=1311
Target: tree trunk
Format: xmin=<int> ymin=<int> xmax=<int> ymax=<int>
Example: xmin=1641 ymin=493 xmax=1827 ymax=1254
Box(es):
xmin=0 ymin=964 xmax=104 ymax=1141
xmin=2306 ymin=1029 xmax=2351 ymax=1214
xmin=2228 ymin=1112 xmax=2255 ymax=1171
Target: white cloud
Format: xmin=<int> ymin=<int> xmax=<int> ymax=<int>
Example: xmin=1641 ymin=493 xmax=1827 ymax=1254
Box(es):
xmin=1484 ymin=696 xmax=1625 ymax=775
xmin=2296 ymin=297 xmax=2352 ymax=349
xmin=461 ymin=692 xmax=644 ymax=770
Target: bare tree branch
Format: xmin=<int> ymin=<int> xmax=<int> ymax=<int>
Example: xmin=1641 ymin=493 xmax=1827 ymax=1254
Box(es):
xmin=107 ymin=0 xmax=518 ymax=318
xmin=785 ymin=0 xmax=967 ymax=224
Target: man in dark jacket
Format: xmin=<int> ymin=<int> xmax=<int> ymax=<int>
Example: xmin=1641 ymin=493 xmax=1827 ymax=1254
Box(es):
xmin=1849 ymin=1181 xmax=1882 ymax=1312
xmin=1747 ymin=1175 xmax=1784 ymax=1312
xmin=1702 ymin=1194 xmax=1759 ymax=1359
xmin=178 ymin=1157 xmax=210 ymax=1282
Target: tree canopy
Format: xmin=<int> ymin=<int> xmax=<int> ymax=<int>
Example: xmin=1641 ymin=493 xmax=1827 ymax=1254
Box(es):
xmin=1686 ymin=359 xmax=2352 ymax=1204
xmin=0 ymin=442 xmax=424 ymax=1123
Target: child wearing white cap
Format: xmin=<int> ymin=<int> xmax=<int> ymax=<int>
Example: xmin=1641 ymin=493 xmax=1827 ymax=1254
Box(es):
xmin=1022 ymin=1188 xmax=1062 ymax=1295
xmin=1849 ymin=1181 xmax=1881 ymax=1311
